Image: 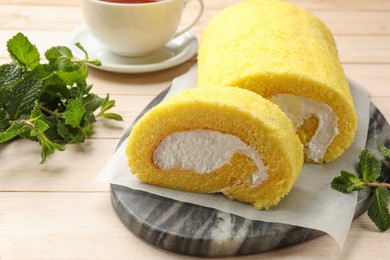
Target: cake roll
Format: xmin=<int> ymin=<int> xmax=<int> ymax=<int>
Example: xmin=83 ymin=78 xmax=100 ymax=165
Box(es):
xmin=126 ymin=87 xmax=303 ymax=209
xmin=197 ymin=0 xmax=358 ymax=163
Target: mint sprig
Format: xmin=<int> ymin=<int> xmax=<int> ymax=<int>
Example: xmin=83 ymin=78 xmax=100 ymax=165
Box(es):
xmin=331 ymin=145 xmax=390 ymax=231
xmin=0 ymin=32 xmax=123 ymax=163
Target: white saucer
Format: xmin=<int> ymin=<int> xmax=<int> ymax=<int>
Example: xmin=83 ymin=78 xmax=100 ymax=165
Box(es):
xmin=69 ymin=26 xmax=198 ymax=73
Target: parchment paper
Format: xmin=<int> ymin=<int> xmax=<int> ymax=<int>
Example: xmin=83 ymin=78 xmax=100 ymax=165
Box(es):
xmin=97 ymin=65 xmax=370 ymax=248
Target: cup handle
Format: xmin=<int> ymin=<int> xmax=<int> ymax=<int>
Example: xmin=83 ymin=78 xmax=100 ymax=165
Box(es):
xmin=174 ymin=0 xmax=204 ymax=37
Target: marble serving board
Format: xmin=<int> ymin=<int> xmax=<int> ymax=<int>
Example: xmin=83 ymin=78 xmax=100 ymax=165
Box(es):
xmin=110 ymin=87 xmax=390 ymax=256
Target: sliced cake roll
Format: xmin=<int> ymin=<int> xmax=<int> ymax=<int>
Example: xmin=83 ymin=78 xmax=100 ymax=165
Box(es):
xmin=197 ymin=0 xmax=358 ymax=163
xmin=126 ymin=87 xmax=303 ymax=209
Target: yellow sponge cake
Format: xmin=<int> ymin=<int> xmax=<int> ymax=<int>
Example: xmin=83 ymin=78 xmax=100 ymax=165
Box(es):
xmin=126 ymin=87 xmax=303 ymax=209
xmin=198 ymin=0 xmax=358 ymax=163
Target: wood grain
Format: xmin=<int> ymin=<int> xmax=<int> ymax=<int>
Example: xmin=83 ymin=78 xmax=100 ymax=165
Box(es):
xmin=0 ymin=192 xmax=388 ymax=259
xmin=1 ymin=5 xmax=390 ymax=35
xmin=1 ymin=0 xmax=390 ymax=258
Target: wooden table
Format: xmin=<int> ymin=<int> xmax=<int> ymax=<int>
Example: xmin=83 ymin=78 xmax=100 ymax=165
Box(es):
xmin=1 ymin=0 xmax=390 ymax=259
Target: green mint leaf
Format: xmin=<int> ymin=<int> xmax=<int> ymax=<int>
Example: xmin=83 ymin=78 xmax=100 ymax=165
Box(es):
xmin=29 ymin=101 xmax=43 ymax=120
xmin=96 ymin=95 xmax=123 ymax=121
xmin=331 ymin=170 xmax=366 ymax=193
xmin=87 ymin=59 xmax=102 ymax=66
xmin=102 ymin=113 xmax=123 ymax=121
xmin=357 ymin=148 xmax=381 ymax=183
xmin=368 ymin=185 xmax=390 ymax=231
xmin=75 ymin=42 xmax=101 ymax=66
xmin=30 ymin=119 xmax=49 ymax=137
xmin=0 ymin=108 xmax=9 ymax=130
xmin=0 ymin=63 xmax=23 ymax=90
xmin=65 ymin=99 xmax=86 ymax=128
xmin=38 ymin=133 xmax=65 ymax=163
xmin=75 ymin=42 xmax=89 ymax=59
xmin=56 ymin=120 xmax=71 ymax=142
xmin=83 ymin=94 xmax=104 ymax=113
xmin=40 ymin=75 xmax=70 ymax=100
xmin=28 ymin=103 xmax=51 ymax=137
xmin=0 ymin=121 xmax=26 ymax=143
xmin=57 ymin=63 xmax=88 ymax=86
xmin=7 ymin=33 xmax=40 ymax=70
xmin=69 ymin=131 xmax=87 ymax=143
xmin=0 ymin=33 xmax=120 ymax=163
xmin=45 ymin=46 xmax=73 ymax=70
xmin=6 ymin=76 xmax=42 ymax=120
xmin=80 ymin=119 xmax=93 ymax=139
xmin=100 ymin=96 xmax=116 ymax=113
xmin=379 ymin=143 xmax=390 ymax=158
xmin=0 ymin=64 xmax=23 ymax=106
xmin=30 ymin=64 xmax=55 ymax=81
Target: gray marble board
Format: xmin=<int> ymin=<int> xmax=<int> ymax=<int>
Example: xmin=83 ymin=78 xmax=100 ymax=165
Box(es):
xmin=110 ymin=85 xmax=390 ymax=256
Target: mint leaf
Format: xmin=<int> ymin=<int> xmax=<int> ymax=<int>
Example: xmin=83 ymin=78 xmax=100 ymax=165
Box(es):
xmin=57 ymin=63 xmax=88 ymax=86
xmin=0 ymin=64 xmax=23 ymax=106
xmin=86 ymin=59 xmax=102 ymax=67
xmin=368 ymin=185 xmax=390 ymax=231
xmin=7 ymin=32 xmax=40 ymax=70
xmin=102 ymin=113 xmax=123 ymax=121
xmin=0 ymin=108 xmax=9 ymax=130
xmin=331 ymin=146 xmax=390 ymax=232
xmin=357 ymin=148 xmax=381 ymax=183
xmin=0 ymin=64 xmax=23 ymax=90
xmin=331 ymin=170 xmax=365 ymax=193
xmin=379 ymin=143 xmax=390 ymax=158
xmin=29 ymin=119 xmax=49 ymax=137
xmin=38 ymin=133 xmax=65 ymax=163
xmin=75 ymin=42 xmax=89 ymax=59
xmin=0 ymin=121 xmax=26 ymax=143
xmin=6 ymin=76 xmax=42 ymax=119
xmin=83 ymin=94 xmax=104 ymax=113
xmin=75 ymin=42 xmax=101 ymax=66
xmin=30 ymin=64 xmax=55 ymax=80
xmin=100 ymin=95 xmax=116 ymax=113
xmin=96 ymin=95 xmax=123 ymax=121
xmin=45 ymin=46 xmax=73 ymax=70
xmin=1 ymin=33 xmax=121 ymax=162
xmin=65 ymin=99 xmax=86 ymax=128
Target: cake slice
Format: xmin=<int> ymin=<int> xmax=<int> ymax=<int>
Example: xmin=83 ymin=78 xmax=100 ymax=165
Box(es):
xmin=197 ymin=0 xmax=358 ymax=163
xmin=126 ymin=86 xmax=303 ymax=209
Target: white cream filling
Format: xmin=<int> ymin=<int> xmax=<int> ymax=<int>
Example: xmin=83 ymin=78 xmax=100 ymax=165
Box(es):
xmin=153 ymin=130 xmax=268 ymax=187
xmin=270 ymin=94 xmax=338 ymax=162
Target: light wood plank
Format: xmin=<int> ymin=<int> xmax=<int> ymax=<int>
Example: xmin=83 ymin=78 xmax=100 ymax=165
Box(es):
xmin=0 ymin=0 xmax=80 ymax=5
xmin=335 ymin=35 xmax=390 ymax=63
xmin=2 ymin=31 xmax=390 ymax=64
xmin=206 ymin=0 xmax=390 ymax=11
xmin=1 ymin=5 xmax=390 ymax=36
xmin=202 ymin=9 xmax=390 ymax=36
xmin=1 ymin=1 xmax=390 ymax=259
xmin=0 ymin=54 xmax=196 ymax=97
xmin=2 ymin=59 xmax=390 ymax=99
xmin=317 ymin=10 xmax=390 ymax=35
xmin=344 ymin=64 xmax=390 ymax=97
xmin=0 ymin=5 xmax=83 ymax=31
xmin=0 ymin=192 xmax=182 ymax=259
xmin=0 ymin=138 xmax=117 ymax=192
xmin=369 ymin=97 xmax=390 ymax=121
xmin=2 ymin=0 xmax=390 ymax=11
xmin=0 ymin=192 xmax=389 ymax=259
xmin=86 ymin=61 xmax=196 ymax=95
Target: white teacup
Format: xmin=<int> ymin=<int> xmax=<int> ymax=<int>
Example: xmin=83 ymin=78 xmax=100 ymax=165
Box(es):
xmin=82 ymin=0 xmax=204 ymax=57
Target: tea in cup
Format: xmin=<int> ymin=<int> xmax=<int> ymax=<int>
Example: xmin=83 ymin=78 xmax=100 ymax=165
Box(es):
xmin=82 ymin=0 xmax=204 ymax=57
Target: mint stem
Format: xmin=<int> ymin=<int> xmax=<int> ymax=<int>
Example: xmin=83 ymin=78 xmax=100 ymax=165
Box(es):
xmin=367 ymin=182 xmax=390 ymax=189
xmin=40 ymin=105 xmax=65 ymax=119
xmin=12 ymin=119 xmax=35 ymax=128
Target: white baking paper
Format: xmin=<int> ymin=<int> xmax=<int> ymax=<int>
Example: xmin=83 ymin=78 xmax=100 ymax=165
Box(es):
xmin=97 ymin=65 xmax=370 ymax=248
